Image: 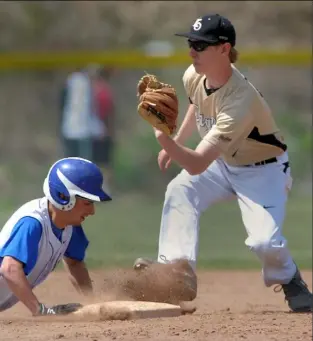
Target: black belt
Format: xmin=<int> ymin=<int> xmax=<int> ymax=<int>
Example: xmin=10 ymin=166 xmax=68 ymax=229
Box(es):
xmin=245 ymin=157 xmax=277 ymax=167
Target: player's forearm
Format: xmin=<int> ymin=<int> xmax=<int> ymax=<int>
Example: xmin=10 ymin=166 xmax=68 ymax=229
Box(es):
xmin=156 ymin=134 xmax=205 ymax=174
xmin=63 ymin=258 xmax=93 ymax=296
xmin=156 ymin=131 xmax=220 ymax=175
xmin=0 ymin=258 xmax=40 ymax=315
xmin=173 ymin=104 xmax=196 ymax=145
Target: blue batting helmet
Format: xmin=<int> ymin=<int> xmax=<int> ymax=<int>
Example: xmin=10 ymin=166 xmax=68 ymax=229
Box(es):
xmin=43 ymin=157 xmax=111 ymax=211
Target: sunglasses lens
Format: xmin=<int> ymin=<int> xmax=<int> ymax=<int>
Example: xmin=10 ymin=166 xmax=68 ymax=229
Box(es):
xmin=187 ymin=40 xmax=209 ymax=52
xmin=187 ymin=40 xmax=194 ymax=49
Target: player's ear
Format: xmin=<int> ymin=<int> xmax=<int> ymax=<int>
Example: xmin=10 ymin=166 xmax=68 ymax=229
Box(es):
xmin=220 ymin=43 xmax=231 ymax=57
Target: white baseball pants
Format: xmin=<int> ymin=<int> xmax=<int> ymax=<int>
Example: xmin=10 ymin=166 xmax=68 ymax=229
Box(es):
xmin=157 ymin=152 xmax=296 ymax=286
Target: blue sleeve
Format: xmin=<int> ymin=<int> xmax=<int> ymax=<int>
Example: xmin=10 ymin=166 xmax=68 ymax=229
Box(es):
xmin=64 ymin=226 xmax=89 ymax=262
xmin=0 ymin=217 xmax=42 ymax=275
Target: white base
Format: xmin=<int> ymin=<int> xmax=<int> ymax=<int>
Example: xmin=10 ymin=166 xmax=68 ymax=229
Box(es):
xmin=72 ymin=300 xmax=182 ymax=320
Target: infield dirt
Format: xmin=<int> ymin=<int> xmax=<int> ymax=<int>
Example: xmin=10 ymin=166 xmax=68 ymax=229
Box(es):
xmin=0 ymin=269 xmax=312 ymax=341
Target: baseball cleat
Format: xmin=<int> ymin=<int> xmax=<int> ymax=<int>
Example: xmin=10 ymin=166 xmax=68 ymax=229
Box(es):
xmin=275 ymin=269 xmax=313 ymax=312
xmin=133 ymin=257 xmax=156 ymax=270
xmin=133 ymin=255 xmax=170 ymax=270
xmin=133 ymin=256 xmax=198 ymax=302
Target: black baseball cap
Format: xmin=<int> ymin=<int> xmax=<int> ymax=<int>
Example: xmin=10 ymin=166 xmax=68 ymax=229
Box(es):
xmin=175 ymin=14 xmax=236 ymax=47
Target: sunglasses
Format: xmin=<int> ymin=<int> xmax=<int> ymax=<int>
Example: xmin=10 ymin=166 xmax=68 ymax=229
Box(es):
xmin=187 ymin=39 xmax=219 ymax=52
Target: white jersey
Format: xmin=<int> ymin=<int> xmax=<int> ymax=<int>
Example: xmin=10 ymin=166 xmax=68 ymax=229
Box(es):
xmin=0 ymin=198 xmax=73 ymax=311
xmin=61 ymin=71 xmax=104 ymax=139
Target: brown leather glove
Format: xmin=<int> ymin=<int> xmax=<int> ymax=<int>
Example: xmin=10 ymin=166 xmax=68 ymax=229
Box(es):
xmin=137 ymin=74 xmax=178 ymax=136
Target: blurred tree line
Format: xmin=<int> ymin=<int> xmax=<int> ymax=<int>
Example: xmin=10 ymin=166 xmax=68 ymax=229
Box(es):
xmin=0 ymin=1 xmax=311 ymax=51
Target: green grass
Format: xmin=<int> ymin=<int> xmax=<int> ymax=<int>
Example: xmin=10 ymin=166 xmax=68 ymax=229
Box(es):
xmin=0 ymin=193 xmax=311 ymax=270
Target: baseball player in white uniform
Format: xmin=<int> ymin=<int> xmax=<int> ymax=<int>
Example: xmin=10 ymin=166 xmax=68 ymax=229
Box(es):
xmin=0 ymin=157 xmax=112 ymax=316
xmin=134 ymin=14 xmax=312 ymax=312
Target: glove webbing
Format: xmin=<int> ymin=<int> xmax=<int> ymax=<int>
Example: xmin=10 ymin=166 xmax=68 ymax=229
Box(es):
xmin=147 ymin=105 xmax=166 ymax=123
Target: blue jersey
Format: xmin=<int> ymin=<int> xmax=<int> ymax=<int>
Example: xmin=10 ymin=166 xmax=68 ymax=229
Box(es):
xmin=0 ymin=217 xmax=89 ymax=275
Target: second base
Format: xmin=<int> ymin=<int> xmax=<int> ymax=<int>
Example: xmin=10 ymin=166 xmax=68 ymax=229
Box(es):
xmin=108 ymin=301 xmax=182 ymax=319
xmin=73 ymin=300 xmax=182 ymax=320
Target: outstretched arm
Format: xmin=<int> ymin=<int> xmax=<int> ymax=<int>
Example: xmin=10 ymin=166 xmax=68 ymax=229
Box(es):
xmin=63 ymin=257 xmax=93 ymax=296
xmin=0 ymin=217 xmax=45 ymax=315
xmin=62 ymin=226 xmax=92 ymax=296
xmin=0 ymin=256 xmax=40 ymax=315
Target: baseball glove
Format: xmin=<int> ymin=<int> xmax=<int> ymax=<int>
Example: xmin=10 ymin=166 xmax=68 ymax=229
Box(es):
xmin=36 ymin=302 xmax=83 ymax=316
xmin=137 ymin=73 xmax=178 ymax=136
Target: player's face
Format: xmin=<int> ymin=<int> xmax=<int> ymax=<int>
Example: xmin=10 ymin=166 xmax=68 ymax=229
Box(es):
xmin=188 ymin=40 xmax=230 ymax=74
xmin=67 ymin=197 xmax=95 ymax=225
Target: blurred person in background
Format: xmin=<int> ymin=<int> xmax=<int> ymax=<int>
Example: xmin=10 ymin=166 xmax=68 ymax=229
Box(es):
xmin=92 ymin=67 xmax=116 ymax=187
xmin=0 ymin=157 xmax=112 ymax=316
xmin=59 ymin=65 xmax=104 ymax=160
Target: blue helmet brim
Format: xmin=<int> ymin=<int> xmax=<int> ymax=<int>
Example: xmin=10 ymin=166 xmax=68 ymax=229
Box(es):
xmin=98 ymin=189 xmax=112 ymax=202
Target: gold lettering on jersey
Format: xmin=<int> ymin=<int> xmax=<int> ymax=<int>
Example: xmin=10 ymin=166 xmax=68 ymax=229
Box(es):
xmin=195 ymin=110 xmax=216 ymax=133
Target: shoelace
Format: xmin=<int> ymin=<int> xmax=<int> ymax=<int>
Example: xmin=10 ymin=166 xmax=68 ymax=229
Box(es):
xmin=273 ymin=285 xmax=283 ymax=293
xmin=274 ymin=278 xmax=309 ymax=297
xmin=159 ymin=255 xmax=170 ymax=263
